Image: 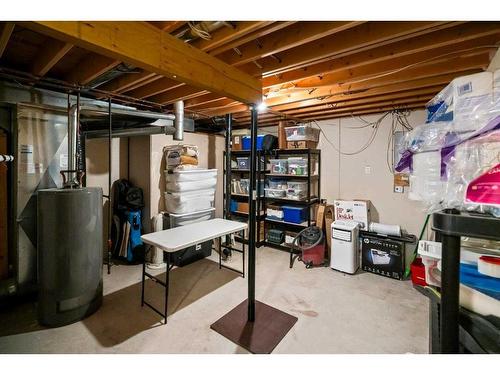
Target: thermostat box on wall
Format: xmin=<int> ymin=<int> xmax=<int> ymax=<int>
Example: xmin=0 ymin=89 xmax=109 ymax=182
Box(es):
xmin=333 ymin=199 xmax=371 ymax=230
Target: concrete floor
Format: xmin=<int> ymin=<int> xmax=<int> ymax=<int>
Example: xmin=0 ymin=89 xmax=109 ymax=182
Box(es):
xmin=0 ymin=246 xmax=429 ymax=353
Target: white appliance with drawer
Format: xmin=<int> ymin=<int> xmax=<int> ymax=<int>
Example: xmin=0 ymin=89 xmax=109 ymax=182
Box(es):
xmin=330 ymin=220 xmax=360 ymax=274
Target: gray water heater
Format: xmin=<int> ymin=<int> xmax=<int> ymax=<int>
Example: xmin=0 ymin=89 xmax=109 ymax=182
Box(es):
xmin=37 ymin=187 xmax=103 ymax=327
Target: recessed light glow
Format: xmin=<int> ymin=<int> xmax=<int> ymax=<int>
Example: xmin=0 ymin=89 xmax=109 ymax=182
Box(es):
xmin=257 ymin=102 xmax=267 ymax=112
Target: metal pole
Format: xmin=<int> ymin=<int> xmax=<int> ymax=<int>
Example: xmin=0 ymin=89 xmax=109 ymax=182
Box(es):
xmin=224 ymin=114 xmax=232 ymax=248
xmin=247 ymin=107 xmax=258 ymax=322
xmin=440 ymin=233 xmax=461 ymax=353
xmin=107 ymin=98 xmax=113 ymax=274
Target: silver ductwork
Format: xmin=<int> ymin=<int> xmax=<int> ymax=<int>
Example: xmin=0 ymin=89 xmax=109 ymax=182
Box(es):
xmin=173 ymin=100 xmax=184 ymax=141
xmin=67 ymin=103 xmax=79 ymax=186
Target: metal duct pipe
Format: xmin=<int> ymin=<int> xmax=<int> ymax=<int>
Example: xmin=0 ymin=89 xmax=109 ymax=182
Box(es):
xmin=173 ymin=100 xmax=184 ymax=141
xmin=68 ymin=102 xmax=79 ymax=185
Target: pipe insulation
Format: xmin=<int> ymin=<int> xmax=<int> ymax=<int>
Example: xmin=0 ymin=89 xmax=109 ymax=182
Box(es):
xmin=174 ymin=100 xmax=184 ymax=141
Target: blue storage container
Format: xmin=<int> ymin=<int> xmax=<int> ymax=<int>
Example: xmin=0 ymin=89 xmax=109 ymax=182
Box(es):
xmin=242 ymin=134 xmax=265 ymax=150
xmin=230 ymin=200 xmax=238 ymax=213
xmin=282 ymin=206 xmax=308 ymax=224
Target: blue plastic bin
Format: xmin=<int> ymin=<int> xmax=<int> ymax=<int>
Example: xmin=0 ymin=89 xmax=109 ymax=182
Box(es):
xmin=282 ymin=206 xmax=308 ymax=224
xmin=230 ymin=200 xmax=238 ymax=213
xmin=242 ymin=135 xmax=265 ymax=150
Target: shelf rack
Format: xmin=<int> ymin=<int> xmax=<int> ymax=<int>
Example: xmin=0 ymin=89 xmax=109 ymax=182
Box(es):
xmin=430 ymin=209 xmax=500 ymax=354
xmin=262 ymin=148 xmax=321 ymax=266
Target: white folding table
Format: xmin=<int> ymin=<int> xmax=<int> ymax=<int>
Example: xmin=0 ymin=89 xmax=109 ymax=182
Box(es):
xmin=141 ymin=218 xmax=248 ymax=324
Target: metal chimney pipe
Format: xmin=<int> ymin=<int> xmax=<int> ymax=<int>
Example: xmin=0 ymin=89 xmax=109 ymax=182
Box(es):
xmin=68 ymin=104 xmax=78 ymax=184
xmin=173 ymin=100 xmax=184 ymax=141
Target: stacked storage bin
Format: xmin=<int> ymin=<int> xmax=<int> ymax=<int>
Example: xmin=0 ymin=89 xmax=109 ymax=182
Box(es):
xmin=163 ymin=168 xmax=218 ymax=266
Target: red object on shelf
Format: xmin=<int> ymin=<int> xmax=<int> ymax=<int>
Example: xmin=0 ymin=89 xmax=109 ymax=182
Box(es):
xmin=411 ymin=257 xmax=427 ymax=286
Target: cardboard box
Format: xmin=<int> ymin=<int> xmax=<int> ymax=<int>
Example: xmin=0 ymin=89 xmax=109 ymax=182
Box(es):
xmin=361 ymin=233 xmax=404 ymax=280
xmin=287 ymin=140 xmax=318 ymax=149
xmin=237 ymin=202 xmax=249 ymax=213
xmin=333 ymin=199 xmax=371 ymax=230
xmin=232 ymin=135 xmax=243 ymax=151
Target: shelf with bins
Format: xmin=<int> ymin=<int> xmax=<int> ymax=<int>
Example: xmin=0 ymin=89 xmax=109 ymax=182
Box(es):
xmin=262 ymin=148 xmax=321 ymax=252
xmin=223 ymin=150 xmax=266 ymax=247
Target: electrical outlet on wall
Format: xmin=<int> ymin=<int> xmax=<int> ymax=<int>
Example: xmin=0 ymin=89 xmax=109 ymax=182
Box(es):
xmin=394 ymin=185 xmax=404 ymax=193
xmin=364 ymin=166 xmax=371 ymax=175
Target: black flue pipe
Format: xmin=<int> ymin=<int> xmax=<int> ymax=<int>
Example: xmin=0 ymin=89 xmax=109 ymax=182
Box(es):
xmin=247 ymin=107 xmax=258 ymax=321
xmin=224 ymin=114 xmax=232 ymax=247
xmin=107 ymin=97 xmax=113 ymax=275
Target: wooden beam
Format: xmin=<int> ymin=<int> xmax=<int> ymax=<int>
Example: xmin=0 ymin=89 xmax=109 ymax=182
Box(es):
xmin=208 ymin=22 xmax=297 ymax=56
xmin=241 ymin=21 xmax=460 ymax=77
xmin=150 ymin=21 xmax=186 ymax=33
xmin=124 ymin=76 xmax=183 ymax=98
xmin=31 ymin=39 xmax=73 ymax=76
xmin=27 ymin=21 xmax=262 ymax=104
xmin=215 ymin=21 xmax=364 ymax=67
xmin=0 ymin=22 xmax=15 ymax=58
xmin=191 ymin=21 xmax=273 ymax=52
xmin=96 ymin=70 xmax=158 ymax=93
xmin=185 ymin=93 xmax=226 ymax=108
xmin=149 ymin=85 xmax=209 ymax=105
xmin=262 ymin=23 xmax=500 ymax=88
xmin=66 ymin=53 xmax=121 ymax=85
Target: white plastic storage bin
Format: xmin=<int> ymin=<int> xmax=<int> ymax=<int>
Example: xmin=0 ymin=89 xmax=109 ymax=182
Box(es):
xmin=270 ymin=159 xmax=288 ymax=174
xmin=164 ymin=189 xmax=215 ymax=214
xmin=163 ymin=208 xmax=215 ymax=228
xmin=166 ymin=169 xmax=217 ymax=182
xmin=165 ymin=177 xmax=217 ymax=192
xmin=265 ymin=188 xmax=286 ymax=198
xmin=285 ymin=125 xmax=320 ymax=142
xmin=287 ymin=157 xmax=308 ymax=176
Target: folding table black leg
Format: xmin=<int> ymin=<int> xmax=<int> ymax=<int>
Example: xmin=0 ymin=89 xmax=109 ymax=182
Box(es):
xmin=219 ymin=237 xmax=222 ymax=269
xmin=141 ymin=252 xmax=146 ymax=307
xmin=164 ymin=255 xmax=170 ymax=324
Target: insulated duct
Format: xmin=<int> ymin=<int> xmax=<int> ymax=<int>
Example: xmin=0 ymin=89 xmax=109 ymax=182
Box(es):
xmin=174 ymin=100 xmax=184 ymax=141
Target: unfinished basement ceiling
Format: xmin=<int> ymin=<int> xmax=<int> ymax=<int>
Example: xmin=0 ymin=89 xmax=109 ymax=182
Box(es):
xmin=0 ymin=21 xmax=499 ymax=126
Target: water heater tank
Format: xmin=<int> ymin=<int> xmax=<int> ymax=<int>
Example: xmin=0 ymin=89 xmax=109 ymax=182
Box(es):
xmin=37 ymin=187 xmax=103 ymax=327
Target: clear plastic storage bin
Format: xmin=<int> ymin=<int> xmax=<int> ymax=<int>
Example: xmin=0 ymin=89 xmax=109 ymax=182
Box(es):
xmin=265 ymin=188 xmax=286 ymax=198
xmin=270 ymin=159 xmax=288 ymax=174
xmin=165 ymin=169 xmax=217 ymax=182
xmin=163 ymin=208 xmax=215 ymax=228
xmin=285 ymin=125 xmax=320 ymax=142
xmin=165 ymin=177 xmax=217 ymax=192
xmin=286 ymin=189 xmax=307 ymax=200
xmin=267 ymin=178 xmax=287 ymax=189
xmin=164 ymin=189 xmax=215 ymax=214
xmin=287 ymin=157 xmax=308 ymax=175
xmin=287 ymin=181 xmax=308 ymax=190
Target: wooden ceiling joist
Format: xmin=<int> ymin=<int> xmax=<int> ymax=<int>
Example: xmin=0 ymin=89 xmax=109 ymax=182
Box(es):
xmin=207 ymin=22 xmax=297 ymax=56
xmin=96 ymin=70 xmax=158 ymax=93
xmin=215 ymin=21 xmax=365 ymax=67
xmin=149 ymin=84 xmax=209 ymax=105
xmin=149 ymin=21 xmax=187 ymax=34
xmin=124 ymin=76 xmax=183 ymax=99
xmin=191 ymin=21 xmax=274 ymax=53
xmin=26 ymin=21 xmax=262 ymax=104
xmin=66 ymin=54 xmax=121 ymax=85
xmin=31 ymin=39 xmax=73 ymax=76
xmin=262 ymin=22 xmax=500 ymax=88
xmin=241 ymin=21 xmax=461 ymax=77
xmin=0 ymin=22 xmax=15 ymax=58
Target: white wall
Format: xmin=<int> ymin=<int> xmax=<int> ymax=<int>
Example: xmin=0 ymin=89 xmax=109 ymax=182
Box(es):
xmin=85 ymin=132 xmax=225 ymax=235
xmin=315 ymin=110 xmax=428 ymax=236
